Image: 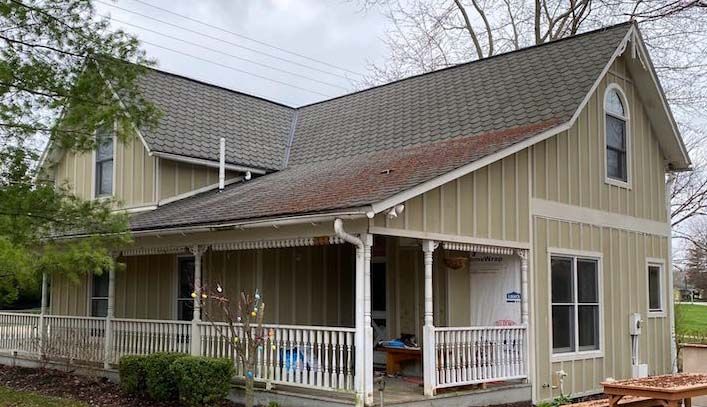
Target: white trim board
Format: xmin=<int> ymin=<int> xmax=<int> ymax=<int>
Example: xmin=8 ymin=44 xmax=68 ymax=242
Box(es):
xmin=532 ymin=198 xmax=669 ymax=237
xmin=150 ymin=151 xmax=266 ymax=175
xmin=368 ymin=226 xmax=531 ymax=249
xmin=370 ymin=29 xmax=634 ymax=215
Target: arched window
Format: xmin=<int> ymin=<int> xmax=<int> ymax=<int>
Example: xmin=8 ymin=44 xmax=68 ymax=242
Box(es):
xmin=604 ymin=86 xmax=629 ymax=183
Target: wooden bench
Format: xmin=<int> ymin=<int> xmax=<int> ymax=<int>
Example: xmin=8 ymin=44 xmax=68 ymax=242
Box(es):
xmin=375 ymin=347 xmax=421 ymax=375
xmin=567 ymin=396 xmax=664 ymax=407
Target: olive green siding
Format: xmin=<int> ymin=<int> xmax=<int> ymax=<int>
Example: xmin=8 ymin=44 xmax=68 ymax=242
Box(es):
xmin=373 ymin=149 xmax=531 ymax=244
xmin=53 ymin=138 xmax=157 ymax=208
xmin=531 ymin=56 xmax=667 ymax=222
xmin=50 ymin=245 xmax=357 ymax=328
xmin=384 ymin=237 xmax=447 ymax=343
xmin=157 ymin=159 xmax=237 ymax=201
xmin=532 ymin=218 xmax=670 ymax=400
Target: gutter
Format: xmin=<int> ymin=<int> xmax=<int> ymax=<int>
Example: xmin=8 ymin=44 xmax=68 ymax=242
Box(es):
xmin=150 ymin=151 xmax=267 ymax=175
xmin=127 ymin=208 xmax=372 ymax=238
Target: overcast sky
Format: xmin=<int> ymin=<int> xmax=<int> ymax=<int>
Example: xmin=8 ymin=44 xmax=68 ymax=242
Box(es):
xmin=95 ymin=0 xmax=388 ymax=107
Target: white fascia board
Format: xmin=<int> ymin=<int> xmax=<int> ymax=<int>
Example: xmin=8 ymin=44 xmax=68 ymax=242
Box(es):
xmin=371 ymin=27 xmax=637 ymax=215
xmin=369 ymin=121 xmax=571 ymax=213
xmin=150 ymin=151 xmax=267 ymax=175
xmin=129 ymin=208 xmax=372 ymax=237
xmin=630 ymin=27 xmax=691 ymax=168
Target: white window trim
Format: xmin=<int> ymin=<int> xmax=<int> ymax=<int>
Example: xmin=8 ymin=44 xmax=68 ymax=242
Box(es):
xmin=93 ymin=122 xmax=117 ymax=200
xmin=603 ymin=83 xmax=632 ymax=189
xmin=174 ymin=254 xmax=195 ymax=321
xmin=548 ymin=248 xmax=604 ymax=362
xmin=646 ymin=257 xmax=666 ymax=318
xmin=88 ymin=272 xmax=109 ymax=318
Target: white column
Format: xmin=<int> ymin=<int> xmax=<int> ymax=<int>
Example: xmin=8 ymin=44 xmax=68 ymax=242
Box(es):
xmin=422 ymin=239 xmax=438 ymax=397
xmin=39 ymin=272 xmax=48 ymax=356
xmin=517 ymin=249 xmax=529 ymax=325
xmin=353 ymin=243 xmax=365 ymax=407
xmin=516 ymin=249 xmax=530 ymax=380
xmin=190 ymin=245 xmax=205 ymax=356
xmin=363 ymin=234 xmax=373 ymax=406
xmin=103 ymin=264 xmax=116 ymax=369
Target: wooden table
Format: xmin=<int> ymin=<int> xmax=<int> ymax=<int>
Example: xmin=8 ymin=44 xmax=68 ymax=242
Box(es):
xmin=602 ymin=373 xmax=707 ymax=407
xmin=375 ymin=347 xmax=421 ymax=375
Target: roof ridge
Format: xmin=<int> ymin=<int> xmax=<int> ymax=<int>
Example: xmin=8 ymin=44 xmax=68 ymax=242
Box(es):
xmin=140 ymin=65 xmax=296 ymax=110
xmin=136 ymin=21 xmax=633 ymax=111
xmin=296 ymin=20 xmax=634 ymax=110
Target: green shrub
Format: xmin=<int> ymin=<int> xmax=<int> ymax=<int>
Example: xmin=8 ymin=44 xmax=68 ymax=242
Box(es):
xmin=118 ymin=355 xmax=148 ymax=395
xmin=144 ymin=352 xmax=188 ymax=401
xmin=171 ymin=356 xmax=235 ymax=406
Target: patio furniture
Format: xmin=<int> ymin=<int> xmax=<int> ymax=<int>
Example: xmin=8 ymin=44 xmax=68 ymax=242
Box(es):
xmin=376 ymin=347 xmax=421 ymax=375
xmin=602 ymin=373 xmax=707 ymax=407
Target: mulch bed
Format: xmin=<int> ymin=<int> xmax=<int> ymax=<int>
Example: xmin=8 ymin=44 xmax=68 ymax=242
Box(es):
xmin=0 ymin=365 xmax=240 ymax=406
xmin=603 ymin=373 xmax=707 ymax=391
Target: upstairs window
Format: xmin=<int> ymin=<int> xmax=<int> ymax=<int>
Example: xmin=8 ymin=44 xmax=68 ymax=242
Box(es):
xmin=95 ymin=125 xmax=114 ymax=197
xmin=605 ymin=87 xmax=629 ymax=184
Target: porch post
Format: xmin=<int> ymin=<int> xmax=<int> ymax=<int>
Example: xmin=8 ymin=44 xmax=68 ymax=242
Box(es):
xmin=516 ymin=249 xmax=530 ymax=380
xmin=517 ymin=249 xmax=529 ymax=325
xmin=103 ymin=262 xmax=116 ymax=369
xmin=190 ymin=245 xmax=205 ymax=356
xmin=354 ymin=242 xmax=365 ymax=406
xmin=422 ymin=239 xmax=438 ymax=397
xmin=363 ymin=234 xmax=374 ymax=406
xmin=38 ymin=272 xmax=48 ymax=356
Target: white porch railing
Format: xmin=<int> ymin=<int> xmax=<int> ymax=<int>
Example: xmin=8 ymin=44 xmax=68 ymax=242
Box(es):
xmin=0 ymin=312 xmax=354 ymax=393
xmin=110 ymin=318 xmax=192 ymax=363
xmin=44 ymin=315 xmax=106 ymax=363
xmin=200 ymin=322 xmax=355 ymax=392
xmin=0 ymin=312 xmax=39 ymax=355
xmin=434 ymin=325 xmax=527 ymax=389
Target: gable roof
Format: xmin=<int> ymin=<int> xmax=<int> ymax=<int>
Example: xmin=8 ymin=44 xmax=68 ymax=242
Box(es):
xmin=128 ymin=22 xmax=684 ymax=233
xmin=135 ymin=69 xmax=294 ymax=171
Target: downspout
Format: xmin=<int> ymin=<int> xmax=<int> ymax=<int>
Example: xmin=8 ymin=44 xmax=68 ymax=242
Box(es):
xmin=666 ymin=173 xmax=677 ymax=373
xmin=334 ymin=219 xmax=366 ymax=406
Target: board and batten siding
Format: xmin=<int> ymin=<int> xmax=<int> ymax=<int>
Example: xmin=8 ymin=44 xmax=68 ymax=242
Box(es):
xmin=50 ymin=246 xmax=356 ymax=328
xmin=533 ymin=218 xmax=670 ymax=400
xmin=53 ymin=138 xmax=157 ymax=208
xmin=157 ymin=159 xmax=237 ymax=201
xmin=531 ymin=55 xmax=672 ymax=401
xmin=530 ymin=56 xmax=667 ymax=222
xmin=372 ymin=149 xmax=531 ymax=245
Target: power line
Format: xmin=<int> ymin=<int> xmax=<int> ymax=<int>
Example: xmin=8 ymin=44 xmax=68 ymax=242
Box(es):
xmin=107 ymin=16 xmax=349 ymax=91
xmin=126 ymin=0 xmax=365 ymax=77
xmin=95 ymin=0 xmax=358 ymax=81
xmin=138 ymin=39 xmax=334 ymax=98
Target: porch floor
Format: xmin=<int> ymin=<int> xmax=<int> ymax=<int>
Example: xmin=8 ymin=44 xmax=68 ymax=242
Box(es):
xmin=249 ymin=376 xmax=531 ymax=407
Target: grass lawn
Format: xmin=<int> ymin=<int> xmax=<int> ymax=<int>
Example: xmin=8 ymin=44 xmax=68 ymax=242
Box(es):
xmin=0 ymin=386 xmax=86 ymax=407
xmin=676 ymin=303 xmax=707 ymax=333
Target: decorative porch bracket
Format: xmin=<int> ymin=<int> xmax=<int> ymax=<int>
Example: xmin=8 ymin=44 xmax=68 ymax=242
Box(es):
xmin=422 ymin=239 xmax=439 ymax=397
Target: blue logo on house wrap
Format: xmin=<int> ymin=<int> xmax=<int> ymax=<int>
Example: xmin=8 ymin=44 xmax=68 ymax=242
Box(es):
xmin=506 ymin=291 xmax=521 ymax=303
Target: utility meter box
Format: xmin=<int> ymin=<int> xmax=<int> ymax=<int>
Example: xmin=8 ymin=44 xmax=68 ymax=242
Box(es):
xmin=629 ymin=313 xmax=642 ymax=335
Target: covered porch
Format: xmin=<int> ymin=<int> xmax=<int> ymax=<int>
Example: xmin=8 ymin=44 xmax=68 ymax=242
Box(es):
xmin=0 ymin=224 xmax=529 ymax=405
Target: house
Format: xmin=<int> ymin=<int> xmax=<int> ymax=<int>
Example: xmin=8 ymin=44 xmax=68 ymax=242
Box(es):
xmin=0 ymin=21 xmax=690 ymax=406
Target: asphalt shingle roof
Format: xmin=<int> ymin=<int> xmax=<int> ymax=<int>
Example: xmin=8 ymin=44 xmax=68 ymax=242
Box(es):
xmin=136 ymin=70 xmax=294 ymax=171
xmin=129 ymin=22 xmax=632 ymax=232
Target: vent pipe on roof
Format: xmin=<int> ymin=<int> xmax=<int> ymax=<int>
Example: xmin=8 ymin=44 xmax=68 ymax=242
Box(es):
xmin=219 ymin=137 xmax=225 ymax=190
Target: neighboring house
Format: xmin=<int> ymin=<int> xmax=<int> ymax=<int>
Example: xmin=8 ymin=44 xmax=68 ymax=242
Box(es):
xmin=0 ymin=21 xmax=690 ymax=407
